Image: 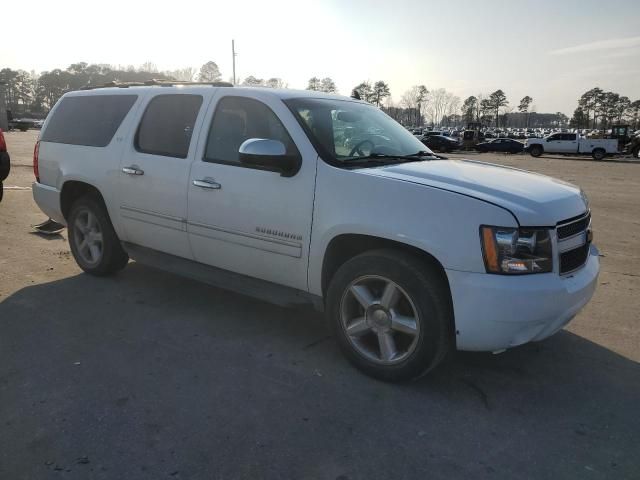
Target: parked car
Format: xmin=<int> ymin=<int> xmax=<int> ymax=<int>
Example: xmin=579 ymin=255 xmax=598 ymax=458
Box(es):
xmin=475 ymin=138 xmax=524 ymax=154
xmin=626 ymin=133 xmax=640 ymax=158
xmin=0 ymin=129 xmax=10 ymax=201
xmin=525 ymin=133 xmax=618 ymax=160
xmin=32 ymin=84 xmax=599 ymax=382
xmin=420 ymin=134 xmax=459 ymax=152
xmin=8 ymin=119 xmax=32 ymax=132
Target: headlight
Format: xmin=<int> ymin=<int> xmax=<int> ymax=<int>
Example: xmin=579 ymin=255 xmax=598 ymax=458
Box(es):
xmin=480 ymin=226 xmax=553 ymax=274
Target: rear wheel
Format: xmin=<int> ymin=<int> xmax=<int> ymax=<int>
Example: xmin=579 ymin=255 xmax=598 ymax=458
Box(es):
xmin=326 ymin=249 xmax=453 ymax=382
xmin=592 ymin=148 xmax=606 ymax=161
xmin=529 ymin=145 xmax=543 ymax=157
xmin=68 ymin=195 xmax=128 ymax=276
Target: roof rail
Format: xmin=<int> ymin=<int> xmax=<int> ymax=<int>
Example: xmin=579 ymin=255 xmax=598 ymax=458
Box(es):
xmin=79 ymin=79 xmax=234 ymax=90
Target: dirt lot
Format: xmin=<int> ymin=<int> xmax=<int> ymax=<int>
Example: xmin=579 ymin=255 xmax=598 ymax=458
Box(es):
xmin=1 ymin=130 xmax=639 ymax=479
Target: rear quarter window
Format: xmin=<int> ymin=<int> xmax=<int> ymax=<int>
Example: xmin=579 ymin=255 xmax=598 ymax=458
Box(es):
xmin=41 ymin=95 xmax=138 ymax=147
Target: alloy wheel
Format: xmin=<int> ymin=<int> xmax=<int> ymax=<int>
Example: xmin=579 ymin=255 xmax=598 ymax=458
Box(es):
xmin=340 ymin=275 xmax=420 ymax=365
xmin=73 ymin=208 xmax=103 ymax=265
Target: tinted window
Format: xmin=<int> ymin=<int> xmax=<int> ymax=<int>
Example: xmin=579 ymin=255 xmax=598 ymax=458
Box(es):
xmin=561 ymin=133 xmax=576 ymax=141
xmin=41 ymin=95 xmax=137 ymax=147
xmin=136 ymin=94 xmax=203 ymax=158
xmin=204 ymin=96 xmax=298 ymax=165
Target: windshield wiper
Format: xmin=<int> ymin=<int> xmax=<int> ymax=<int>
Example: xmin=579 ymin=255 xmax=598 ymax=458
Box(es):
xmin=344 ymin=151 xmax=443 ymax=165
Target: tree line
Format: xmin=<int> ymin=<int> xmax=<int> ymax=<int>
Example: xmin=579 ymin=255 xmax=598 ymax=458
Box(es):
xmin=570 ymin=88 xmax=640 ymax=130
xmin=2 ymin=61 xmax=637 ymax=130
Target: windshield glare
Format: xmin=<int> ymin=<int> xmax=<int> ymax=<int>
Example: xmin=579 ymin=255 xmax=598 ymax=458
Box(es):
xmin=285 ymin=98 xmax=433 ymax=162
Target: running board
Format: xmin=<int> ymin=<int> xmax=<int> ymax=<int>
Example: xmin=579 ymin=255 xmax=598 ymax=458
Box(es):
xmin=122 ymin=243 xmax=324 ymax=312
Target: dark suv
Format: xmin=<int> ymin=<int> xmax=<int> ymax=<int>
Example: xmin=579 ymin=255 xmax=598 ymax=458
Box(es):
xmin=0 ymin=129 xmax=10 ymax=201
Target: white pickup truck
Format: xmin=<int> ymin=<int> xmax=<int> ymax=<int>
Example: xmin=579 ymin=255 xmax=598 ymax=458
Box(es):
xmin=525 ymin=132 xmax=617 ymax=160
xmin=32 ymin=83 xmax=599 ymax=381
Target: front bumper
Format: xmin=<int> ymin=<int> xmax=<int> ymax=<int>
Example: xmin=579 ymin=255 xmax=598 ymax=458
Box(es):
xmin=446 ymin=244 xmax=599 ymax=351
xmin=32 ymin=182 xmax=65 ymax=225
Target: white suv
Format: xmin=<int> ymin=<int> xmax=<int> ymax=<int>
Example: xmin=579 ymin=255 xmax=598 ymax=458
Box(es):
xmin=32 ymin=83 xmax=599 ymax=381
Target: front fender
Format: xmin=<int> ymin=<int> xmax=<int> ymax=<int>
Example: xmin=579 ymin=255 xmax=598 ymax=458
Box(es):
xmin=307 ymin=162 xmax=517 ymax=296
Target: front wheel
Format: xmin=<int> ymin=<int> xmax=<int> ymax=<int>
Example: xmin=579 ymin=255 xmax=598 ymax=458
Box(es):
xmin=592 ymin=148 xmax=606 ymax=161
xmin=529 ymin=145 xmax=543 ymax=157
xmin=68 ymin=195 xmax=129 ymax=276
xmin=326 ymin=249 xmax=453 ymax=382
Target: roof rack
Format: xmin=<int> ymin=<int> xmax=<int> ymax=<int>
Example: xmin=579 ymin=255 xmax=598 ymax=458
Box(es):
xmin=79 ymin=79 xmax=233 ymax=90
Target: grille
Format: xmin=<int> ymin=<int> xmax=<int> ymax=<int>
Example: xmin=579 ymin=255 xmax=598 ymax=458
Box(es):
xmin=560 ymin=243 xmax=590 ymax=274
xmin=557 ymin=213 xmax=591 ymax=240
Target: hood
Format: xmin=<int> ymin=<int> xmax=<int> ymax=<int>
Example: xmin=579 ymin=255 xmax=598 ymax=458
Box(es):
xmin=358 ymin=159 xmax=587 ymax=226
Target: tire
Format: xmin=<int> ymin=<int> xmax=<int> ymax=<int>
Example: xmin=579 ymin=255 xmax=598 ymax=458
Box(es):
xmin=67 ymin=195 xmax=128 ymax=276
xmin=633 ymin=146 xmax=640 ymax=159
xmin=592 ymin=148 xmax=605 ymax=161
xmin=0 ymin=151 xmax=10 ymax=181
xmin=326 ymin=249 xmax=453 ymax=382
xmin=529 ymin=145 xmax=543 ymax=157
xmin=0 ymin=182 xmax=3 ymax=203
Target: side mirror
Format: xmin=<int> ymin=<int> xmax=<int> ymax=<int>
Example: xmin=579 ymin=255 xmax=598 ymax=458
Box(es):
xmin=238 ymin=138 xmax=300 ymax=177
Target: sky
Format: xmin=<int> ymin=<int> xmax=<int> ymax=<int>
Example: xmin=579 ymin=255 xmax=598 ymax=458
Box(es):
xmin=2 ymin=0 xmax=640 ymax=115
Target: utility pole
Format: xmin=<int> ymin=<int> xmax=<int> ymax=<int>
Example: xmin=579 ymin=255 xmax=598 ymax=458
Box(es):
xmin=232 ymin=39 xmax=237 ymax=86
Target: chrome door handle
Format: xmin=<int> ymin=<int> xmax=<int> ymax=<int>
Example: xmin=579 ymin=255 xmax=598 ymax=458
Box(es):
xmin=122 ymin=166 xmax=144 ymax=175
xmin=193 ymin=178 xmax=222 ymax=190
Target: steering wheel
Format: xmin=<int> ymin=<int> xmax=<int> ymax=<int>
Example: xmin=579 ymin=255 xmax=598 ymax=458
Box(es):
xmin=349 ymin=139 xmax=375 ymax=157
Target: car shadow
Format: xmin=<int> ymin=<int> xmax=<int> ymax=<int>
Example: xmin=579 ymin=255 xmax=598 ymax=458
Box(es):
xmin=28 ymin=231 xmax=65 ymax=241
xmin=1 ymin=262 xmax=638 ymax=479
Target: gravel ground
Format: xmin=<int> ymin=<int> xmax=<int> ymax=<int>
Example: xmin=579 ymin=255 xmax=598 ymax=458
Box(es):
xmin=1 ymin=131 xmax=639 ymax=480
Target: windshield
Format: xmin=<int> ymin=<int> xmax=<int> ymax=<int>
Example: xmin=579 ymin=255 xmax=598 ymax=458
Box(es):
xmin=285 ymin=97 xmax=433 ymax=164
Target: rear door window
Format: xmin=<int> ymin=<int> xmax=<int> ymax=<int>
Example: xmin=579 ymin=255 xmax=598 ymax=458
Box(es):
xmin=41 ymin=95 xmax=137 ymax=147
xmin=135 ymin=94 xmax=203 ymax=158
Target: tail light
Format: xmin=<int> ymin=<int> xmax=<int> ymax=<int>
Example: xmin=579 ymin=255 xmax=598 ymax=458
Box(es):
xmin=0 ymin=129 xmax=6 ymax=152
xmin=33 ymin=140 xmax=40 ymax=182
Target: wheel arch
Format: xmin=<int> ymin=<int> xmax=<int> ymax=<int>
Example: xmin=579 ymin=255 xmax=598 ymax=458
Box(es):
xmin=320 ymin=233 xmax=450 ymax=298
xmin=60 ymin=180 xmax=107 ymax=220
